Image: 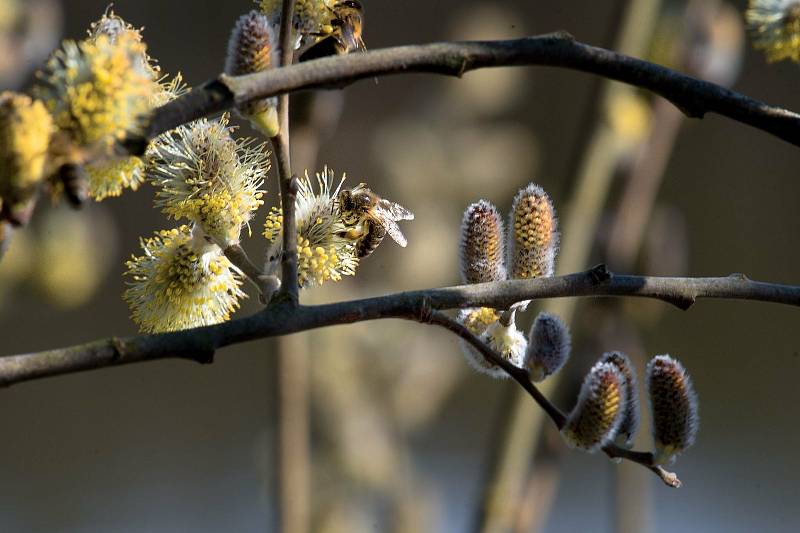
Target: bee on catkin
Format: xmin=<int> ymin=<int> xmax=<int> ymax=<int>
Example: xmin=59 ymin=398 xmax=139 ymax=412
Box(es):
xmin=646 ymin=355 xmax=699 ymax=464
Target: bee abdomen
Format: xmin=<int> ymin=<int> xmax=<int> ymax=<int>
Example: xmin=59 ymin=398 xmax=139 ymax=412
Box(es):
xmin=357 ymin=223 xmax=386 ymax=258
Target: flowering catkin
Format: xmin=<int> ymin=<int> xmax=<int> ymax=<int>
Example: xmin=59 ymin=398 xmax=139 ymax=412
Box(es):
xmin=456 ymin=307 xmax=526 ymax=378
xmin=599 ymin=351 xmax=640 ymax=449
xmin=150 ymin=115 xmax=268 ymax=247
xmin=124 ymin=225 xmax=246 ymax=333
xmin=0 ymin=92 xmax=53 ymax=224
xmin=646 ymin=355 xmax=699 ymax=465
xmin=225 ymin=10 xmax=280 ymax=137
xmin=81 ymin=12 xmax=185 ymax=201
xmin=264 ymin=167 xmax=359 ymax=288
xmin=459 ymin=200 xmax=507 ymax=284
xmin=507 ymin=182 xmax=559 ymax=279
xmin=34 ymin=30 xmax=156 ymax=156
xmin=525 ymin=311 xmax=571 ymax=382
xmin=562 ymin=362 xmax=627 ymax=452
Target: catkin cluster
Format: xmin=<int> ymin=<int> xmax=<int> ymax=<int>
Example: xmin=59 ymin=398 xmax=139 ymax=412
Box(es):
xmin=456 ymin=182 xmax=563 ymax=377
xmin=561 ymin=352 xmax=698 ymax=463
xmin=454 ymin=183 xmax=699 ymax=463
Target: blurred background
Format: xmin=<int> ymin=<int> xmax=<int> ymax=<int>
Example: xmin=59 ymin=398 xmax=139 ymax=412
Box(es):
xmin=1 ymin=0 xmax=799 ymax=531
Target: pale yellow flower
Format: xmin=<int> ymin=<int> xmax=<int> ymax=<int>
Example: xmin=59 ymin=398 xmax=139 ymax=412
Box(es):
xmin=124 ymin=225 xmax=246 ymax=333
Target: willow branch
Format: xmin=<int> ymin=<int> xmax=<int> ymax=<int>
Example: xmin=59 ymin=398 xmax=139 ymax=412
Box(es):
xmin=270 ymin=0 xmax=299 ymax=305
xmin=427 ymin=310 xmax=680 ymax=487
xmin=132 ymin=32 xmax=800 ymax=151
xmin=223 ymin=244 xmax=280 ymax=302
xmin=2 ymin=265 xmax=799 ymax=387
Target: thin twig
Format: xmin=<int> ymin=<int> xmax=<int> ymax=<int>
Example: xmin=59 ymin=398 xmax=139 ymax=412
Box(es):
xmin=134 ymin=33 xmax=800 ymax=151
xmin=426 ymin=311 xmax=679 ymax=487
xmin=223 ymin=244 xmax=280 ymax=302
xmin=1 ymin=266 xmax=798 ymax=387
xmin=271 ymin=0 xmax=299 ymax=305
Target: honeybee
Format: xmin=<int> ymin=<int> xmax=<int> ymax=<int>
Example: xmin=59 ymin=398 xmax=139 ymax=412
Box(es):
xmin=337 ymin=184 xmax=414 ymax=259
xmin=329 ymin=0 xmax=366 ymax=54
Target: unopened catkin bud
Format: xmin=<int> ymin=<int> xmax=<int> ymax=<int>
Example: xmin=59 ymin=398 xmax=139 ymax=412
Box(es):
xmin=562 ymin=362 xmax=626 ymax=452
xmin=599 ymin=351 xmax=640 ymax=449
xmin=525 ymin=311 xmax=571 ymax=382
xmin=225 ymin=10 xmax=280 ymax=137
xmin=0 ymin=92 xmax=53 ymax=225
xmin=459 ymin=200 xmax=507 ymax=284
xmin=507 ymin=183 xmax=559 ymax=279
xmin=646 ymin=354 xmax=699 ymax=465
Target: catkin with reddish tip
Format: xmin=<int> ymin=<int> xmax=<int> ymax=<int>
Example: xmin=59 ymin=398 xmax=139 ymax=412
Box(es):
xmin=646 ymin=354 xmax=699 ymax=465
xmin=459 ymin=200 xmax=507 ymax=284
xmin=599 ymin=351 xmax=640 ymax=449
xmin=225 ymin=10 xmax=280 ymax=136
xmin=562 ymin=362 xmax=627 ymax=452
xmin=525 ymin=311 xmax=571 ymax=382
xmin=507 ymin=183 xmax=559 ymax=279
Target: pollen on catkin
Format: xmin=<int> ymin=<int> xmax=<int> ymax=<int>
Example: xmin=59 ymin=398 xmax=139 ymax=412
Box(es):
xmin=81 ymin=14 xmax=186 ymax=201
xmin=34 ymin=29 xmax=157 ymax=159
xmin=150 ymin=114 xmax=268 ymax=247
xmin=0 ymin=92 xmax=53 ymax=224
xmin=599 ymin=351 xmax=640 ymax=449
xmin=562 ymin=362 xmax=627 ymax=452
xmin=226 ymin=10 xmax=280 ymax=137
xmin=525 ymin=311 xmax=571 ymax=382
xmin=646 ymin=354 xmax=699 ymax=465
xmin=507 ymin=182 xmax=559 ymax=280
xmin=454 ymin=309 xmax=526 ymax=379
xmin=456 ymin=307 xmax=504 ymax=378
xmin=746 ymin=0 xmax=800 ymax=62
xmin=124 ymin=225 xmax=246 ymax=333
xmin=459 ymin=200 xmax=507 ymax=284
xmin=264 ymin=167 xmax=359 ymax=288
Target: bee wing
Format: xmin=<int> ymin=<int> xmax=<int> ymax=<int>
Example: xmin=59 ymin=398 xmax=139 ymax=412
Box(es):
xmin=379 ymin=218 xmax=408 ymax=247
xmin=377 ymin=199 xmax=415 ymax=221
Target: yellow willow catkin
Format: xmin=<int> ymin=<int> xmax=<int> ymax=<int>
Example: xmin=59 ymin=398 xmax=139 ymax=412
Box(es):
xmin=599 ymin=351 xmax=640 ymax=449
xmin=225 ymin=10 xmax=280 ymax=136
xmin=459 ymin=199 xmax=507 ymax=284
xmin=0 ymin=92 xmax=53 ymax=224
xmin=562 ymin=361 xmax=626 ymax=452
xmin=507 ymin=182 xmax=559 ymax=280
xmin=646 ymin=354 xmax=699 ymax=465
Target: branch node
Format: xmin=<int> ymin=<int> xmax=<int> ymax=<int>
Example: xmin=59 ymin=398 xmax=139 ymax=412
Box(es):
xmin=419 ymin=296 xmax=434 ymax=324
xmin=549 ymin=30 xmax=576 ymax=42
xmin=588 ymin=263 xmax=612 ymax=284
xmin=109 ymin=337 xmax=126 ymax=362
xmin=729 ymin=272 xmax=750 ymax=281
